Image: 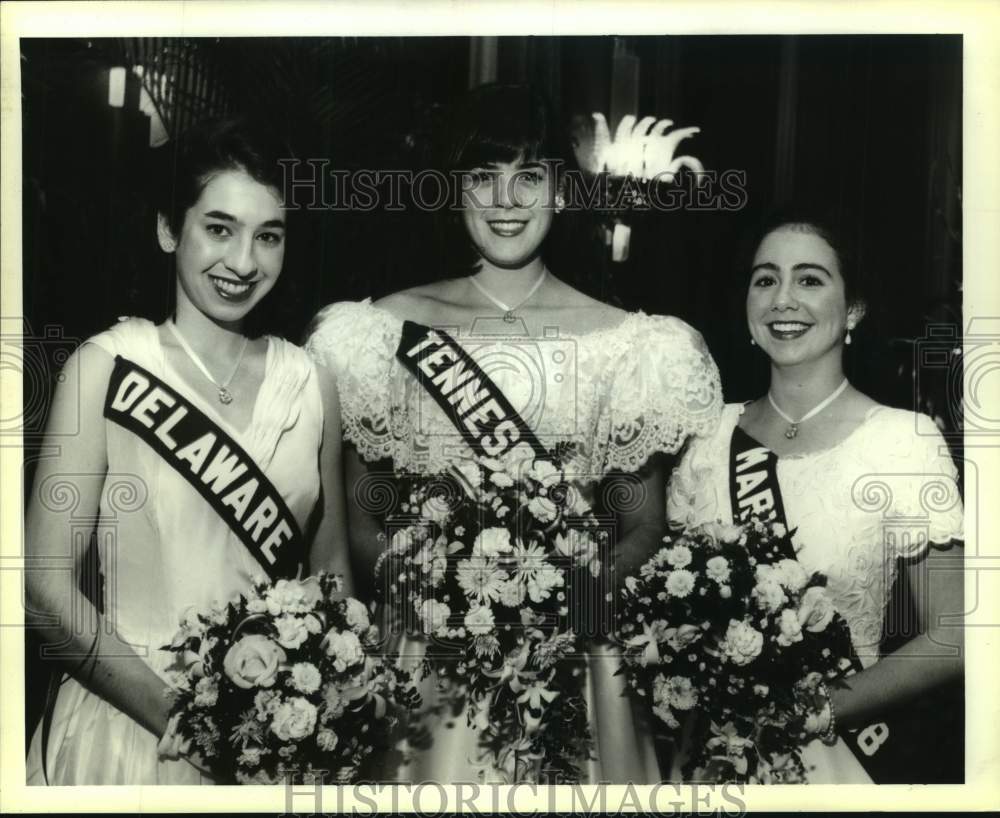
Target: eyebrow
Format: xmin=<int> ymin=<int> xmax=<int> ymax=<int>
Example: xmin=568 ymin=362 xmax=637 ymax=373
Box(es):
xmin=750 ymin=261 xmax=832 ymax=277
xmin=203 ymin=210 xmax=285 ymax=229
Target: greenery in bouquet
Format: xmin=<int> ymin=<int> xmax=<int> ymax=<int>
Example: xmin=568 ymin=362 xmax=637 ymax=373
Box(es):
xmin=161 ymin=573 xmax=419 ymax=784
xmin=378 ymin=444 xmax=606 ymax=782
xmin=615 ymin=519 xmax=855 ymax=783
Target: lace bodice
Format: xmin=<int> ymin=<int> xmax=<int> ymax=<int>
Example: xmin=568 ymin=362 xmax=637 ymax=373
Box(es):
xmin=306 ymin=299 xmax=722 ymax=481
xmin=666 ymin=403 xmax=964 ymax=667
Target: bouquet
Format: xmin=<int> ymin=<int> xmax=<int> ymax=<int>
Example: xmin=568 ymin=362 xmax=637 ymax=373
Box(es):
xmin=615 ymin=519 xmax=854 ymax=783
xmin=160 ymin=573 xmax=419 ymax=784
xmin=379 ymin=445 xmax=607 ymax=782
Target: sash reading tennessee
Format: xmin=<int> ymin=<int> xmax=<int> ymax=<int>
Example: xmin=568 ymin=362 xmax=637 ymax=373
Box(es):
xmin=104 ymin=356 xmax=302 ymax=581
xmin=396 ymin=320 xmax=548 ymax=460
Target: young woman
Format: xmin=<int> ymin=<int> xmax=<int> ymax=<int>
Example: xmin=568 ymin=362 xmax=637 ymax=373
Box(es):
xmin=306 ymin=84 xmax=722 ymax=782
xmin=25 ymin=118 xmax=349 ymax=784
xmin=667 ymin=212 xmax=964 ymax=782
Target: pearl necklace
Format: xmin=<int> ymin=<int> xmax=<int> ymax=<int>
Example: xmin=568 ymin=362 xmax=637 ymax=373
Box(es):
xmin=167 ymin=321 xmax=249 ymax=405
xmin=767 ymin=378 xmax=849 ymax=439
xmin=468 ymin=269 xmax=548 ymax=323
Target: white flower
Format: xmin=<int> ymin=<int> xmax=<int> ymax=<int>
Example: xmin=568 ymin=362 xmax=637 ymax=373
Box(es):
xmin=454 ymin=459 xmax=484 ymax=490
xmin=490 ymin=471 xmax=515 ymax=488
xmin=264 ymin=577 xmax=324 ymax=616
xmin=719 ymin=585 xmax=732 ymax=599
xmin=512 ymin=540 xmax=564 ymax=603
xmin=772 ymin=522 xmax=787 ymax=538
xmin=254 ymin=689 xmax=281 ymax=721
xmin=777 ymin=608 xmax=804 ymax=647
xmin=554 ymin=529 xmax=600 ymax=577
xmin=456 ymin=556 xmax=506 ymax=604
xmin=666 ymin=545 xmax=692 ymax=569
xmin=418 ymin=599 xmax=451 ymax=635
xmin=754 ymin=684 xmax=770 ymax=696
xmin=753 ymin=566 xmax=787 ymax=613
xmin=304 ymin=613 xmax=323 ymax=635
xmin=291 ymin=662 xmax=322 ymax=694
xmin=271 ymin=697 xmax=318 ymax=741
xmin=274 ymin=614 xmax=310 ymax=650
xmin=193 ymin=676 xmax=219 ymax=707
xmin=472 ymin=527 xmax=514 ymax=558
xmin=797 ymin=586 xmax=836 ymax=633
xmin=316 ymin=728 xmax=339 ymax=751
xmin=464 ymin=605 xmax=495 ymax=635
xmin=706 ymin=556 xmax=731 ymax=583
xmin=343 ymin=598 xmax=370 ymax=633
xmin=390 ymin=528 xmax=415 ymax=552
xmin=664 ymin=623 xmax=702 ymax=652
xmin=528 ymin=458 xmax=560 ymax=484
xmin=498 ymin=580 xmax=526 ymax=608
xmin=775 ymin=559 xmax=808 ymax=593
xmin=723 ymin=619 xmax=764 ymax=666
xmin=664 ymin=675 xmax=698 ymax=710
xmin=421 ymin=497 xmax=451 ymax=524
xmin=322 ymin=629 xmax=365 ymax=673
xmin=224 ymin=635 xmax=286 ymax=689
xmin=527 ymin=496 xmax=558 ymax=523
xmin=238 ymin=746 xmax=264 ymax=766
xmin=665 ymin=569 xmax=696 ymax=598
xmin=246 ymin=598 xmax=268 ymax=614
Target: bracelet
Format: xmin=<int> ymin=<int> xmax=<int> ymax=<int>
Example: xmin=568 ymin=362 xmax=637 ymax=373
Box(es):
xmin=817 ymin=682 xmax=838 ymax=745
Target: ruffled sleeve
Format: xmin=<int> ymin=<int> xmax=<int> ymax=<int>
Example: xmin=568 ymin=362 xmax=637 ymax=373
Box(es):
xmin=303 ymin=299 xmax=399 ymax=464
xmin=601 ymin=314 xmax=723 ymax=475
xmin=851 ymin=409 xmax=964 ymax=559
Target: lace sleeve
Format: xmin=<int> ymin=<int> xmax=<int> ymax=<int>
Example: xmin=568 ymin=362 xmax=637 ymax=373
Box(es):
xmin=303 ymin=300 xmax=398 ymax=464
xmin=852 ymin=411 xmax=964 ymax=559
xmin=893 ymin=413 xmax=964 ymax=555
xmin=602 ymin=315 xmax=723 ymax=475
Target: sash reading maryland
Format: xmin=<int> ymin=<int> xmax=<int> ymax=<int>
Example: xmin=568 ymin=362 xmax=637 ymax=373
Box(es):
xmin=727 ymin=422 xmax=897 ymax=776
xmin=395 ymin=320 xmax=548 ymax=460
xmin=728 ymin=424 xmax=790 ymax=536
xmin=104 ymin=356 xmax=302 ymax=581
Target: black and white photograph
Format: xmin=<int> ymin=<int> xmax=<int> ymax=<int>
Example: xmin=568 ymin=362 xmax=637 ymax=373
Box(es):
xmin=2 ymin=1 xmax=998 ymax=813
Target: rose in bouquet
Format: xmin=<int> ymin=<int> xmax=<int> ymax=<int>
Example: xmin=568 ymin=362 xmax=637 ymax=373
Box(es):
xmin=615 ymin=519 xmax=854 ymax=783
xmin=159 ymin=573 xmax=419 ymax=784
xmin=378 ymin=444 xmax=607 ymax=782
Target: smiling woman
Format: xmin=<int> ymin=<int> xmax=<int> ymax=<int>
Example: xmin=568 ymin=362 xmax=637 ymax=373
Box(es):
xmin=667 ymin=208 xmax=964 ymax=783
xmin=24 ymin=117 xmax=351 ymax=785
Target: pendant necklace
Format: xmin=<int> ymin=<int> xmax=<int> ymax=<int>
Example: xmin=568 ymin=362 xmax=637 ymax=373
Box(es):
xmin=166 ymin=320 xmax=249 ymax=405
xmin=469 ymin=269 xmax=548 ymax=323
xmin=767 ymin=378 xmax=849 ymax=439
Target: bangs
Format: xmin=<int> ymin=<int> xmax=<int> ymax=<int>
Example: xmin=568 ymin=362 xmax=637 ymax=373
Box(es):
xmin=446 ymin=84 xmax=555 ymax=171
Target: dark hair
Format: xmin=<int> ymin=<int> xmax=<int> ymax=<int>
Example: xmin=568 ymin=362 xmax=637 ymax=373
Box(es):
xmin=152 ymin=116 xmax=290 ymax=236
xmin=740 ymin=205 xmax=866 ymax=309
xmin=435 ymin=83 xmax=580 ymax=278
xmin=135 ymin=117 xmax=301 ymax=338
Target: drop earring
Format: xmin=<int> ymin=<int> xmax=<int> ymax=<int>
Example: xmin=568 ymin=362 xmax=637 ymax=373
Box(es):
xmin=555 ymin=192 xmax=566 ymax=213
xmin=750 ymin=337 xmax=757 ymax=346
xmin=845 ymin=326 xmax=853 ymax=345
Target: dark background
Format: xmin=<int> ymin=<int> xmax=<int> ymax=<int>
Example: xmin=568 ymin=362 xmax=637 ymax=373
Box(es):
xmin=19 ymin=35 xmax=964 ymax=780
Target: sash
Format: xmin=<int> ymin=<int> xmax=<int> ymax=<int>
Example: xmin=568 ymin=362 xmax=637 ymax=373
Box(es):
xmin=727 ymin=421 xmax=905 ymax=783
xmin=395 ymin=321 xmax=548 ymax=460
xmin=103 ymin=356 xmax=303 ymax=582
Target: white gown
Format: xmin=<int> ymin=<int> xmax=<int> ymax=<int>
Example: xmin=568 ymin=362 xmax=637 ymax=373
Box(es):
xmin=666 ymin=402 xmax=965 ymax=783
xmin=306 ymin=298 xmax=723 ymax=783
xmin=26 ymin=317 xmax=324 ymax=785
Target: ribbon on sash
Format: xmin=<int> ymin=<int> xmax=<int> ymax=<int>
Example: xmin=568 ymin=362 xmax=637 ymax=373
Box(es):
xmin=103 ymin=356 xmax=303 ymax=582
xmin=727 ymin=421 xmax=901 ymax=782
xmin=395 ymin=320 xmax=549 ymax=461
